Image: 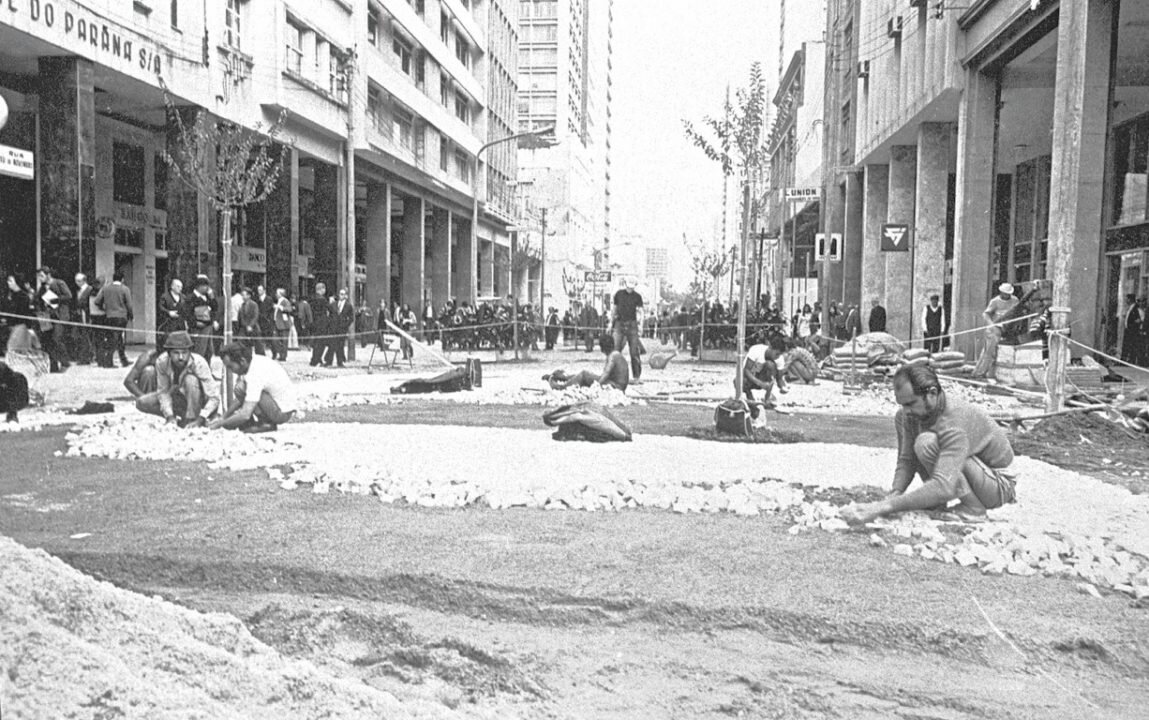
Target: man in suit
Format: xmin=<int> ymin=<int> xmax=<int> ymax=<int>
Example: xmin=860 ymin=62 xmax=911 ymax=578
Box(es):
xmin=324 ymin=287 xmax=355 ymax=367
xmin=157 ymin=277 xmax=186 ymax=349
xmin=36 ymin=266 xmax=72 ymax=372
xmin=1127 ymin=296 xmax=1148 ymax=367
xmin=236 ymin=287 xmax=265 ymax=355
xmin=868 ymin=298 xmax=887 ymax=334
xmin=308 ymin=281 xmax=335 ymax=367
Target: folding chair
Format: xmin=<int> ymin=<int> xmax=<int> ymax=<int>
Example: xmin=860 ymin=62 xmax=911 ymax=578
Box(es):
xmin=366 ymin=331 xmax=409 ymax=373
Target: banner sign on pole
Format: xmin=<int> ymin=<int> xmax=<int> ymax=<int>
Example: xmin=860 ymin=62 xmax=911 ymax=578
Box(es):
xmin=784 ymin=187 xmax=820 ymax=200
xmin=880 ymin=223 xmax=911 ymax=252
xmin=584 ymin=270 xmax=611 ymax=283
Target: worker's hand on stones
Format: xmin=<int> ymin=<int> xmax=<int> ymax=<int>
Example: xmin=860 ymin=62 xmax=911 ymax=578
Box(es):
xmin=840 ymin=502 xmax=883 ymax=526
xmin=164 ymin=415 xmax=178 ymax=426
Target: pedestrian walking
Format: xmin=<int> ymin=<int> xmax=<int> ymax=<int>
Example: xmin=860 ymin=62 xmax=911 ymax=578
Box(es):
xmin=94 ymin=270 xmax=133 ymax=368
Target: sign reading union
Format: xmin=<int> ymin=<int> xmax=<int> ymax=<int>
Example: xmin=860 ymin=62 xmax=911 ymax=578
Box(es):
xmin=1 ymin=0 xmax=165 ymax=76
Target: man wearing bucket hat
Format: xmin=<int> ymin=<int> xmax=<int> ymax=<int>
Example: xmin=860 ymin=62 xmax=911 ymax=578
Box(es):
xmin=970 ymin=282 xmax=1019 ymax=381
xmin=135 ymin=330 xmax=221 ymax=428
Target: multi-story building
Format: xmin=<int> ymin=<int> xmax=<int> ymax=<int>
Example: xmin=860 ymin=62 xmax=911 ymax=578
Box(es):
xmin=764 ymin=0 xmax=827 ymax=318
xmin=516 ymin=0 xmax=613 ymax=311
xmin=0 ymin=0 xmax=518 ymax=341
xmin=835 ymin=0 xmax=1147 ymax=359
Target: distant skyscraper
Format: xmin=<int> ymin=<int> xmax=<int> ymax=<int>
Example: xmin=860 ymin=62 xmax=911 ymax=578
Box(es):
xmin=517 ymin=0 xmax=614 ymax=305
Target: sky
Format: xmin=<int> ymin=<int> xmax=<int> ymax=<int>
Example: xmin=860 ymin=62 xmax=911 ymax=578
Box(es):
xmin=610 ymin=1 xmax=779 ymax=289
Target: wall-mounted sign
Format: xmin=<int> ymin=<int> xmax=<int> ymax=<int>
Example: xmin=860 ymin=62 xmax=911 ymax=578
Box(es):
xmin=0 ymin=0 xmax=165 ymax=80
xmin=0 ymin=143 xmax=33 ymax=180
xmin=584 ymin=270 xmax=611 ymax=283
xmin=114 ymin=203 xmax=167 ymax=230
xmin=784 ymin=187 xmax=821 ymax=200
xmin=881 ymin=224 xmax=911 ymax=252
xmin=814 ymin=233 xmax=843 ymax=262
xmin=230 ymin=247 xmax=266 ymax=272
xmin=297 ymin=255 xmax=310 ymax=277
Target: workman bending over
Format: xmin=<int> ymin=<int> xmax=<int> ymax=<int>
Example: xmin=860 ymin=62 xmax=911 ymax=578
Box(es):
xmin=547 ymin=334 xmax=629 ymax=391
xmin=210 ymin=341 xmax=297 ymax=433
xmin=841 ymin=365 xmax=1017 ymax=525
xmin=738 ymin=343 xmax=787 ymax=418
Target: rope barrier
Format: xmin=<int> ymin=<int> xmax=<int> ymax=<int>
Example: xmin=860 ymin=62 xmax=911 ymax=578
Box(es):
xmin=1063 ymin=335 xmax=1149 ymax=373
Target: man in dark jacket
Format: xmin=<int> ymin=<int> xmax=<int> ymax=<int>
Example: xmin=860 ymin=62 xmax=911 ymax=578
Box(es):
xmin=309 ymin=281 xmax=335 ymax=367
xmin=324 ymin=287 xmax=355 ymax=367
xmin=94 ymin=270 xmax=133 ymax=368
xmin=868 ymin=299 xmax=887 ymax=333
xmin=237 ymin=287 xmax=265 ymax=355
xmin=36 ymin=266 xmax=72 ymax=372
xmin=184 ymin=276 xmax=219 ymax=362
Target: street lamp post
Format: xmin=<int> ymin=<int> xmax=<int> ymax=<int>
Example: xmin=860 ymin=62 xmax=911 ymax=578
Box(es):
xmin=471 ymin=125 xmax=557 ymax=306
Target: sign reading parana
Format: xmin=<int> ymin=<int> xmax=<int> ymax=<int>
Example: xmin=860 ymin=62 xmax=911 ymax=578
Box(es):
xmin=0 ymin=143 xmax=34 ymax=180
xmin=1 ymin=0 xmax=165 ymax=77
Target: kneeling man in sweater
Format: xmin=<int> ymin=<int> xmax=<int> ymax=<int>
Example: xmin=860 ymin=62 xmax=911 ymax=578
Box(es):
xmin=842 ymin=365 xmax=1017 ymax=525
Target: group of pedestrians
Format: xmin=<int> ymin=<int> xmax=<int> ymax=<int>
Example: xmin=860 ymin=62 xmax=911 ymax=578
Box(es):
xmin=1 ymin=266 xmax=135 ymax=372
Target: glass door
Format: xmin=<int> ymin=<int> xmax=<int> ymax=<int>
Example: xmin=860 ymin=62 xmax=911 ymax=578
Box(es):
xmin=1118 ymin=250 xmax=1146 ymax=360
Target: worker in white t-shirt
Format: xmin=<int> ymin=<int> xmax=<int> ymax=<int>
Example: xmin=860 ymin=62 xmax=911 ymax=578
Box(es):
xmin=971 ymin=282 xmax=1019 ymax=380
xmin=737 ymin=343 xmax=788 ymax=417
xmin=210 ymin=341 xmax=297 ymax=433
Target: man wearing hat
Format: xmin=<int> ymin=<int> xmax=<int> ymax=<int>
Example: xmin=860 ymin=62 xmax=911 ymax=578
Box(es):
xmin=135 ymin=330 xmax=221 ymax=428
xmin=971 ymin=283 xmax=1019 ymax=380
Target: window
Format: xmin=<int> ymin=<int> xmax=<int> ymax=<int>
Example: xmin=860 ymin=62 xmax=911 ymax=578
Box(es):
xmin=454 ymin=149 xmax=471 ymax=183
xmin=393 ymin=35 xmax=413 ymax=75
xmin=367 ymin=85 xmax=384 ymax=131
xmin=113 ymin=142 xmax=145 ymax=206
xmin=314 ymin=39 xmax=327 ymax=81
xmin=115 ymin=227 xmax=144 ymax=248
xmin=225 ymin=0 xmax=242 ymax=50
xmin=524 ymin=24 xmax=557 ymax=42
xmin=520 ymin=47 xmax=556 ymax=67
xmin=394 ymin=108 xmax=414 ymax=150
xmin=407 ymin=0 xmax=424 ymax=16
xmin=529 ymin=95 xmax=556 ymax=115
xmin=155 ymin=230 xmax=168 ymax=252
xmin=414 ymin=50 xmax=425 ymax=86
xmin=367 ymin=8 xmax=379 ymax=46
xmin=520 ymin=71 xmax=556 ymax=90
xmin=285 ymin=20 xmax=304 ymax=74
xmin=153 ymin=153 xmax=168 ymax=211
xmin=440 ymin=135 xmax=449 ymax=172
xmin=440 ymin=74 xmax=450 ymax=106
xmin=1113 ymin=114 xmax=1149 ymax=226
xmin=170 ymin=0 xmax=178 ymax=28
xmin=455 ymin=31 xmax=469 ymax=67
xmin=455 ymin=91 xmax=470 ymax=124
xmin=329 ymin=47 xmax=344 ymax=98
xmin=440 ymin=11 xmax=450 ymax=43
xmin=533 ymin=0 xmax=558 ymax=18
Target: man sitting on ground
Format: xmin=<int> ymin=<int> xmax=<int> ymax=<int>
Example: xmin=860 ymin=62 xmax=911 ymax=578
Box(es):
xmin=209 ymin=341 xmax=296 ymax=432
xmin=135 ymin=330 xmax=221 ymax=428
xmin=738 ymin=343 xmax=788 ymax=417
xmin=841 ymin=364 xmax=1017 ymax=525
xmin=1 ymin=361 xmax=30 ymax=423
xmin=546 ymin=334 xmax=629 ymax=391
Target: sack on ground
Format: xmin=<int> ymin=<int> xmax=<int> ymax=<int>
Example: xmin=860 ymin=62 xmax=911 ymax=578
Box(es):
xmin=932 ymin=350 xmax=965 ymax=363
xmin=902 ymin=348 xmax=930 ymax=361
xmin=543 ymin=401 xmax=632 ymax=442
xmin=714 ymin=399 xmax=752 ymax=436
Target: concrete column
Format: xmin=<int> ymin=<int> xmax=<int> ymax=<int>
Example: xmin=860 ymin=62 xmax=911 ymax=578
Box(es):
xmin=38 ymin=57 xmax=96 ymax=278
xmin=166 ymin=107 xmax=208 ymax=285
xmin=861 ymin=164 xmax=889 ymax=310
xmin=454 ymin=214 xmax=474 ymax=302
xmin=400 ymin=195 xmax=425 ymax=317
xmin=886 ymin=145 xmax=917 ymax=341
xmin=430 ymin=206 xmax=451 ymax=311
xmin=912 ymin=122 xmax=951 ymax=344
xmin=1047 ymin=0 xmax=1113 ymax=352
xmin=311 ymin=162 xmax=341 ymax=287
xmin=951 ymin=67 xmax=998 ymax=357
xmin=480 ymin=238 xmax=495 ymax=297
xmin=842 ymin=170 xmax=864 ymax=307
xmin=364 ymin=181 xmax=390 ymax=309
xmin=265 ymin=144 xmax=294 ymax=295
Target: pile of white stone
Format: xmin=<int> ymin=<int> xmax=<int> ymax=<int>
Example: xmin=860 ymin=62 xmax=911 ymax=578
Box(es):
xmin=64 ymin=416 xmax=301 ymax=465
xmin=295 ymin=381 xmax=636 ymax=411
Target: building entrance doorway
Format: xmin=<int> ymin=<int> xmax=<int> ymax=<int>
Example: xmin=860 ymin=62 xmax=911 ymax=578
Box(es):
xmin=1114 ymin=250 xmax=1147 ymax=361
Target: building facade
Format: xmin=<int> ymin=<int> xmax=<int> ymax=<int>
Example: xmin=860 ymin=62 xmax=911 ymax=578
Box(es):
xmin=0 ymin=0 xmax=518 ymax=342
xmin=826 ymin=0 xmax=1147 ymax=358
xmin=516 ymin=0 xmax=613 ymax=311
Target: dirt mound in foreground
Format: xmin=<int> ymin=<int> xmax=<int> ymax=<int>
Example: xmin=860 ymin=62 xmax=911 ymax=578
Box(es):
xmin=0 ymin=536 xmax=476 ymax=720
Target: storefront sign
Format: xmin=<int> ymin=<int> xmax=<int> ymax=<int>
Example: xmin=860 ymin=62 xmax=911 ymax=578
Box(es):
xmin=881 ymin=223 xmax=911 ymax=252
xmin=231 ymin=247 xmax=266 ymax=272
xmin=114 ymin=203 xmax=166 ymax=230
xmin=1 ymin=0 xmax=165 ymax=78
xmin=0 ymin=143 xmax=33 ymax=180
xmin=785 ymin=187 xmax=821 ymax=200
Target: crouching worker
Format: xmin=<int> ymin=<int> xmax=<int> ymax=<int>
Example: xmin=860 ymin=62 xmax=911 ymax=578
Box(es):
xmin=135 ymin=330 xmax=221 ymax=428
xmin=1 ymin=361 xmax=30 ymax=423
xmin=123 ymin=347 xmax=162 ymax=399
xmin=841 ymin=365 xmax=1017 ymax=525
xmin=738 ymin=343 xmax=788 ymax=418
xmin=209 ymin=341 xmax=296 ymax=433
xmin=546 ymin=334 xmax=629 ymax=391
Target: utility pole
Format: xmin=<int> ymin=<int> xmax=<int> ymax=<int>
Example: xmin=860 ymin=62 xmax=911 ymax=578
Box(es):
xmin=539 ymin=207 xmax=548 ymax=313
xmin=343 ymin=46 xmax=358 ymax=359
